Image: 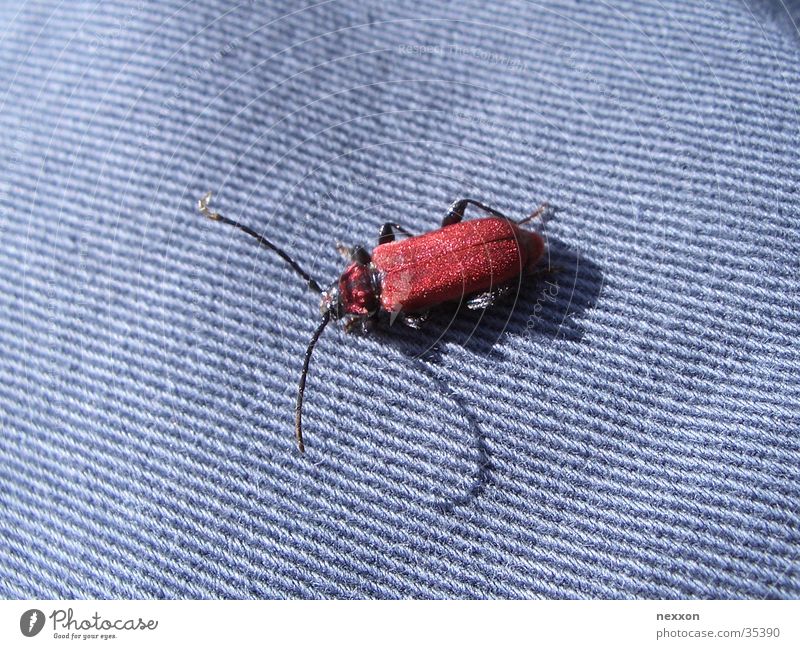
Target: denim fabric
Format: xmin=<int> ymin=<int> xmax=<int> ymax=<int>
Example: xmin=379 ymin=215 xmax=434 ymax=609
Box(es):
xmin=0 ymin=0 xmax=798 ymax=598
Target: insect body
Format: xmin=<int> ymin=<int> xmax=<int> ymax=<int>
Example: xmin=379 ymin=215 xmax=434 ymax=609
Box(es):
xmin=198 ymin=194 xmax=548 ymax=452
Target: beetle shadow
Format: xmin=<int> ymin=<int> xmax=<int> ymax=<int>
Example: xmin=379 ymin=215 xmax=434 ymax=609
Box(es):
xmin=367 ymin=238 xmax=603 ymax=511
xmin=379 ymin=237 xmax=604 ymax=363
xmin=408 ymin=358 xmax=493 ymax=512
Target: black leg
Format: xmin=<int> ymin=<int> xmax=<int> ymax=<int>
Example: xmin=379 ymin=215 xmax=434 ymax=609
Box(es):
xmin=336 ymin=243 xmax=371 ymax=264
xmin=442 ymin=199 xmax=512 ymax=227
xmin=528 ymin=264 xmax=563 ymax=279
xmin=402 ymin=312 xmax=429 ymax=329
xmin=378 ymin=222 xmax=415 ymax=245
xmin=343 ymin=314 xmax=378 ymax=334
xmin=517 ymin=202 xmax=550 ymax=225
xmin=352 ymin=246 xmax=371 ymax=264
xmin=465 ymin=285 xmax=514 ymax=310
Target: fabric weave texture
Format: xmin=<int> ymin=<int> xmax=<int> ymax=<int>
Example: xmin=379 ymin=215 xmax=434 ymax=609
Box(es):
xmin=0 ymin=0 xmax=798 ymax=598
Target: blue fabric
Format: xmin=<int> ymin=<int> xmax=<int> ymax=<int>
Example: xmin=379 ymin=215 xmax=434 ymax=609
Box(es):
xmin=1 ymin=0 xmax=798 ymax=599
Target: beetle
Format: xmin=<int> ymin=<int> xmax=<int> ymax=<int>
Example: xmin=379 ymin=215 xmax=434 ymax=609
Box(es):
xmin=198 ymin=192 xmax=549 ymax=452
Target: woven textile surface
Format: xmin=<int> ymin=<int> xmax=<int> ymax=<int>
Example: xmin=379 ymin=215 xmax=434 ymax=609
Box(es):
xmin=1 ymin=0 xmax=798 ymax=598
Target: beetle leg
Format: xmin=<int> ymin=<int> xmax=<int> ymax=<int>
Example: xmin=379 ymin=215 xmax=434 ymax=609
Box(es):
xmin=402 ymin=311 xmax=429 ymax=329
xmin=336 ymin=243 xmax=371 ymax=264
xmin=336 ymin=242 xmax=353 ymax=259
xmin=343 ymin=314 xmax=377 ymax=334
xmin=378 ymin=222 xmax=415 ymax=245
xmin=351 ymin=246 xmax=371 ymax=264
xmin=528 ymin=264 xmax=563 ymax=279
xmin=360 ymin=316 xmax=377 ymax=334
xmin=517 ymin=202 xmax=550 ymax=225
xmin=465 ymin=285 xmax=514 ymax=310
xmin=442 ymin=199 xmax=512 ymax=227
xmin=343 ymin=316 xmax=362 ymax=333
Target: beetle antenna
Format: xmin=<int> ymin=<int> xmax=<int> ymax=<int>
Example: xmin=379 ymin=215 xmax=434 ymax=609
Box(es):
xmin=198 ymin=192 xmax=322 ymax=294
xmin=295 ymin=311 xmax=331 ymax=452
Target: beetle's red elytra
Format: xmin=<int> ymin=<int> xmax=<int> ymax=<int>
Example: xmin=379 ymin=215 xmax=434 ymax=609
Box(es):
xmin=372 ymin=217 xmax=544 ymax=314
xmin=198 ymin=193 xmax=548 ymax=452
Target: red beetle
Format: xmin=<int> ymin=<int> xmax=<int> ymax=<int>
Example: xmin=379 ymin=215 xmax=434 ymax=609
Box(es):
xmin=198 ymin=193 xmax=548 ymax=452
